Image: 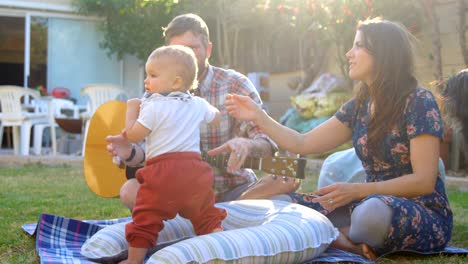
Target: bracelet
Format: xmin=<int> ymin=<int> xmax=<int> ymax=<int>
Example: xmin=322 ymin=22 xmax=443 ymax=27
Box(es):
xmin=125 ymin=144 xmax=136 ymax=162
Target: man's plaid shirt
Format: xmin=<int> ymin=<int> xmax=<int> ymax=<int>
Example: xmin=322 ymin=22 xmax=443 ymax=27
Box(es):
xmin=198 ymin=65 xmax=277 ymax=200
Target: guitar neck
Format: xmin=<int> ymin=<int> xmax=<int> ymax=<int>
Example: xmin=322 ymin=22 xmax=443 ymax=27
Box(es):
xmin=201 ymin=152 xmax=306 ymax=179
xmin=201 ymin=152 xmax=260 ymax=170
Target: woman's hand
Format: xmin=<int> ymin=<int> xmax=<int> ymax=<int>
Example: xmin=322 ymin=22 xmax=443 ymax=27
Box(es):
xmin=225 ymin=94 xmax=262 ymax=122
xmin=311 ymin=182 xmax=362 ymax=211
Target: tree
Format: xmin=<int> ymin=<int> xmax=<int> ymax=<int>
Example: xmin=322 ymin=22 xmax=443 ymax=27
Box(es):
xmin=72 ymin=0 xmax=424 ymax=76
xmin=260 ymin=0 xmax=423 ymax=80
xmin=420 ymin=0 xmax=443 ymax=87
xmin=178 ymin=0 xmax=306 ymax=72
xmin=72 ymin=0 xmax=178 ymax=62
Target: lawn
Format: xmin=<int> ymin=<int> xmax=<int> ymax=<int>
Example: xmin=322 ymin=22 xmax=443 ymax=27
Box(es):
xmin=0 ymin=163 xmax=466 ymax=264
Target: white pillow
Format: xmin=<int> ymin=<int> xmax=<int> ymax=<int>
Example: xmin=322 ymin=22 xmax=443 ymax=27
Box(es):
xmin=81 ymin=200 xmax=338 ymax=263
xmin=80 ymin=214 xmax=195 ymax=262
xmin=148 ymin=200 xmax=338 ymax=263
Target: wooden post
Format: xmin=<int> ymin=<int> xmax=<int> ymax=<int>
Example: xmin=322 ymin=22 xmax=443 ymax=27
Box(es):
xmin=458 ymin=0 xmax=468 ymax=67
xmin=420 ymin=0 xmax=444 ymax=86
xmin=450 ymin=128 xmax=462 ymax=171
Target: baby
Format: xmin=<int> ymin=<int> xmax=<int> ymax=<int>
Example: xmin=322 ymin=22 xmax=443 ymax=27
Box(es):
xmin=120 ymin=45 xmax=227 ymax=264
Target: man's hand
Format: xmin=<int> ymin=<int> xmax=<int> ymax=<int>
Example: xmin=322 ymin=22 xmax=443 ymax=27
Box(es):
xmin=207 ymin=137 xmax=251 ymax=173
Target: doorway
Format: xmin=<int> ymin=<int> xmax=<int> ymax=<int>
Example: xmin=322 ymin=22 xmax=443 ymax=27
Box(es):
xmin=0 ymin=15 xmax=48 ymax=88
xmin=0 ymin=15 xmax=48 ymax=148
xmin=0 ymin=16 xmax=24 ymax=86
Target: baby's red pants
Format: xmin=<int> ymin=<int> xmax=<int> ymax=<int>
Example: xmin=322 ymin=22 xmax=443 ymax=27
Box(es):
xmin=125 ymin=152 xmax=227 ymax=248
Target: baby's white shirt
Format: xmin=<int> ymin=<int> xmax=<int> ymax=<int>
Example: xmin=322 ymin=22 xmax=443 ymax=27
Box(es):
xmin=137 ymin=92 xmax=217 ymax=159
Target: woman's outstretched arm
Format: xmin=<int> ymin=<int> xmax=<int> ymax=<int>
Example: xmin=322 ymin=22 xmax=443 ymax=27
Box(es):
xmin=225 ymin=93 xmax=352 ymax=155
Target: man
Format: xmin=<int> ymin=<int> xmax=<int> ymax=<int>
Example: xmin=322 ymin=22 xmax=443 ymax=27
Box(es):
xmin=107 ymin=13 xmax=277 ymax=211
xmin=442 ymin=69 xmax=468 ymax=165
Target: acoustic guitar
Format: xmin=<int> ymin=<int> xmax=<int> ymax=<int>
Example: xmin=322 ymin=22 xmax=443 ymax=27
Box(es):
xmin=201 ymin=152 xmax=306 ymax=179
xmin=83 ymin=101 xmax=307 ymax=198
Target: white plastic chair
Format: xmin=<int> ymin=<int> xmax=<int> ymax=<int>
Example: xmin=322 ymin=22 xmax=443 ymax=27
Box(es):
xmin=80 ymin=84 xmax=128 ymax=155
xmin=0 ymin=86 xmax=48 ymax=155
xmin=32 ymin=98 xmax=77 ymax=155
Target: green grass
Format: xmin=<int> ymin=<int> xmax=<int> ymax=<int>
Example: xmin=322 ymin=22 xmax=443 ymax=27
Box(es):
xmin=0 ymin=163 xmax=466 ymax=263
xmin=0 ymin=163 xmax=127 ymax=264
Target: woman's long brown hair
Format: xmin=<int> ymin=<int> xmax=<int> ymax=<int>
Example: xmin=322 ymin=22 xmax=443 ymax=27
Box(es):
xmin=355 ymin=18 xmax=418 ymax=158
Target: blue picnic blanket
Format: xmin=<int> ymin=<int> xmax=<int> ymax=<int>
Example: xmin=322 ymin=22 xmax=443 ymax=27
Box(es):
xmin=23 ymin=213 xmax=467 ymax=264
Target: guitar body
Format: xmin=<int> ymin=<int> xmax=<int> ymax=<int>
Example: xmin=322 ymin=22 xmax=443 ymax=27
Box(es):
xmin=83 ymin=101 xmax=127 ymax=198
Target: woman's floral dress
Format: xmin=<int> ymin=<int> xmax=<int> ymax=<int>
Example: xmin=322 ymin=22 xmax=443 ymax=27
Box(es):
xmin=289 ymin=87 xmax=453 ymax=254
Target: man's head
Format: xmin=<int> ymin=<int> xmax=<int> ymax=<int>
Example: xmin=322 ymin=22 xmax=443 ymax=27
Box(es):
xmin=442 ymin=69 xmax=468 ymax=128
xmin=145 ymin=45 xmax=198 ymax=94
xmin=442 ymin=69 xmax=468 ymax=163
xmin=163 ymin=13 xmax=212 ymax=79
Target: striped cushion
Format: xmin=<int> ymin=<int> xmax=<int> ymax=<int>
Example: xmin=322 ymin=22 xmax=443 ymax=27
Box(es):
xmin=148 ymin=200 xmax=338 ymax=263
xmin=81 ymin=200 xmax=338 ymax=263
xmin=80 ymin=214 xmax=194 ymax=262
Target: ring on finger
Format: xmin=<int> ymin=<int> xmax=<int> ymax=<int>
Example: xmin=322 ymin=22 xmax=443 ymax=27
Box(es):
xmin=328 ymin=199 xmax=334 ymax=204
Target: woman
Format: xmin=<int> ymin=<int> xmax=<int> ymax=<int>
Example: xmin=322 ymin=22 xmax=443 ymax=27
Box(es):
xmin=225 ymin=18 xmax=452 ymax=259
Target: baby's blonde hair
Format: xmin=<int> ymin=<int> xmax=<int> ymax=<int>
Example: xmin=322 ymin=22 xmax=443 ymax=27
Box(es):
xmin=148 ymin=45 xmax=198 ymax=91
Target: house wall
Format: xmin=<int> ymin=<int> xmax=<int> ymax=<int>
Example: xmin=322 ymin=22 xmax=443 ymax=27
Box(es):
xmin=47 ymin=17 xmax=122 ymax=104
xmin=0 ymin=0 xmax=143 ymax=104
xmin=122 ymin=54 xmax=144 ymax=99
